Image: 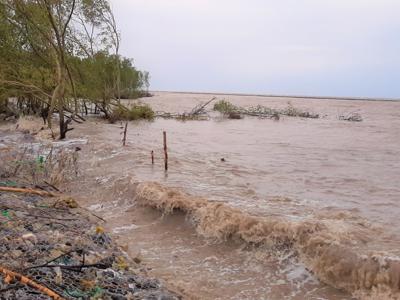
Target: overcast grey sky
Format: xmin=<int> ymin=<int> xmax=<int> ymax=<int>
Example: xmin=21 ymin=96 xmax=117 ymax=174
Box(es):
xmin=110 ymin=0 xmax=400 ymax=98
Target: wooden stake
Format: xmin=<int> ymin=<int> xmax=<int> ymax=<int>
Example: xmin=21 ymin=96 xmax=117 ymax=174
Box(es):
xmin=122 ymin=121 xmax=128 ymax=146
xmin=151 ymin=150 xmax=154 ymax=164
xmin=163 ymin=131 xmax=168 ymax=171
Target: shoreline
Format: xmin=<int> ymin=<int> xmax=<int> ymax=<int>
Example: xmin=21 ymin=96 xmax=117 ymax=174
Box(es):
xmin=0 ymin=127 xmax=181 ymax=300
xmin=2 ymin=93 xmax=400 ymax=299
xmin=151 ymin=90 xmax=400 ymax=102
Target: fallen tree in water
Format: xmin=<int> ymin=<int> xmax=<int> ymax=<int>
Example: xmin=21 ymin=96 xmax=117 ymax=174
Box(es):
xmin=156 ymin=97 xmax=216 ymax=121
xmin=156 ymin=112 xmax=210 ymax=121
xmin=156 ymin=98 xmax=319 ymax=121
xmin=339 ymin=112 xmax=363 ymax=122
xmin=213 ymin=100 xmax=319 ymax=119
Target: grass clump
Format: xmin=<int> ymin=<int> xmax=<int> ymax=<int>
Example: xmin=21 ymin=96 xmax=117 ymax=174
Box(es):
xmin=111 ymin=103 xmax=154 ymax=122
xmin=0 ymin=145 xmax=79 ymax=186
xmin=213 ymin=100 xmax=239 ymax=114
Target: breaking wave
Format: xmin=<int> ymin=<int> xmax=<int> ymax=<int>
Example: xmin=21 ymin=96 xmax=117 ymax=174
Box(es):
xmin=134 ymin=181 xmax=400 ymax=299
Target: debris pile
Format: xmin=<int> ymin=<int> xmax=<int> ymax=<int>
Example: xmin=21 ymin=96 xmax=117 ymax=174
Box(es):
xmin=339 ymin=112 xmax=363 ymax=122
xmin=0 ymin=129 xmax=179 ymax=299
xmin=0 ymin=190 xmax=179 ymax=299
xmin=213 ymin=100 xmax=319 ymax=119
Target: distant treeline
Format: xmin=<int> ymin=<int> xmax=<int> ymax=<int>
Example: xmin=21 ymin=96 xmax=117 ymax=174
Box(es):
xmin=0 ymin=0 xmax=150 ymax=138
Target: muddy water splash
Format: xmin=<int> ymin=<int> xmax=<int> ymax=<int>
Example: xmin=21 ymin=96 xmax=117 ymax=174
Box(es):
xmin=135 ymin=181 xmax=400 ymax=299
xmin=67 ymin=92 xmax=400 ymax=299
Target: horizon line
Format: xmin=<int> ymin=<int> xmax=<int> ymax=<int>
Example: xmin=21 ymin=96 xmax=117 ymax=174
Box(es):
xmin=151 ymin=90 xmax=400 ymax=102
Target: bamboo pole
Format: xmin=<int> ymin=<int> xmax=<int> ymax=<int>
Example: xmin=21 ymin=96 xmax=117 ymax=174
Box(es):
xmin=0 ymin=266 xmax=65 ymax=300
xmin=163 ymin=131 xmax=168 ymax=171
xmin=151 ymin=150 xmax=154 ymax=164
xmin=0 ymin=187 xmax=58 ymax=197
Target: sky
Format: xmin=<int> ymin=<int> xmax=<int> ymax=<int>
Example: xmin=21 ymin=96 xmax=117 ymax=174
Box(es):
xmin=109 ymin=0 xmax=400 ymax=98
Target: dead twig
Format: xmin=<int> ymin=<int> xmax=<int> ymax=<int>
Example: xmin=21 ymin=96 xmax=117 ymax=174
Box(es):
xmin=43 ymin=180 xmax=60 ymax=192
xmin=190 ymin=97 xmax=216 ymax=115
xmin=25 ymin=249 xmax=81 ymax=271
xmin=26 ymin=262 xmax=110 ymax=272
xmin=22 ymin=213 xmax=77 ymax=221
xmin=88 ymin=211 xmax=106 ymax=223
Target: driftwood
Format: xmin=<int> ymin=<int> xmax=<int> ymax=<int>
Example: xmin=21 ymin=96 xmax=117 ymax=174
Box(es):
xmin=0 ymin=266 xmax=65 ymax=300
xmin=0 ymin=187 xmax=58 ymax=197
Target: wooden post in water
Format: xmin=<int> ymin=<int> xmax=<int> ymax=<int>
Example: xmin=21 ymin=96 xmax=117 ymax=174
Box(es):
xmin=163 ymin=131 xmax=168 ymax=171
xmin=122 ymin=122 xmax=128 ymax=146
xmin=151 ymin=150 xmax=154 ymax=164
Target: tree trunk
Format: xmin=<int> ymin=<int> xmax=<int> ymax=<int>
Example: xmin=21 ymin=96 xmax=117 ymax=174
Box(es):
xmin=83 ymin=100 xmax=88 ymax=115
xmin=59 ymin=102 xmax=66 ymax=139
xmin=49 ymin=53 xmax=68 ymax=139
xmin=48 ymin=55 xmax=62 ymax=129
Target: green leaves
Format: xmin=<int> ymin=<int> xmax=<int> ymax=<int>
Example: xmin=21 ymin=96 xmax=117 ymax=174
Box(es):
xmin=1 ymin=210 xmax=11 ymax=219
xmin=71 ymin=52 xmax=143 ymax=101
xmin=1 ymin=0 xmax=150 ymax=131
xmin=213 ymin=100 xmax=239 ymax=114
xmin=0 ymin=181 xmax=18 ymax=187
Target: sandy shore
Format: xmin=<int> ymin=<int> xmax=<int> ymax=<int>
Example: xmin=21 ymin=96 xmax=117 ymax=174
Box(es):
xmin=0 ymin=127 xmax=180 ymax=300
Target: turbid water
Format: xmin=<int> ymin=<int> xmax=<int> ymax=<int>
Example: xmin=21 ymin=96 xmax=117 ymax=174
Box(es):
xmin=66 ymin=92 xmax=400 ymax=299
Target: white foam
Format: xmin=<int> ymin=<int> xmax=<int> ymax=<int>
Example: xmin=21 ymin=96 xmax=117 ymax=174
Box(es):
xmin=112 ymin=224 xmax=139 ymax=233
